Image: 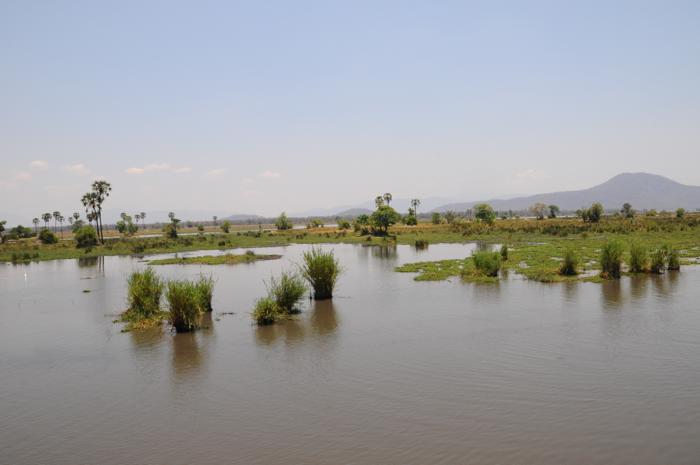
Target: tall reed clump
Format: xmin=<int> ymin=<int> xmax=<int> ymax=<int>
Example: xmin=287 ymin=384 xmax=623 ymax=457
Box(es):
xmin=600 ymin=240 xmax=624 ymax=279
xmin=650 ymin=247 xmax=668 ymax=274
xmin=500 ymin=244 xmax=509 ymax=261
xmin=194 ymin=274 xmax=214 ymax=312
xmin=252 ymin=297 xmax=282 ymax=325
xmin=559 ymin=249 xmax=578 ymax=276
xmin=300 ymin=247 xmax=342 ymax=299
xmin=471 ymin=251 xmax=501 ymax=277
xmin=666 ymin=246 xmax=681 ymax=271
xmin=628 ymin=242 xmax=648 ymax=273
xmin=267 ymin=271 xmax=307 ymax=313
xmin=126 ymin=268 xmax=164 ymax=318
xmin=166 ymin=280 xmax=203 ymax=332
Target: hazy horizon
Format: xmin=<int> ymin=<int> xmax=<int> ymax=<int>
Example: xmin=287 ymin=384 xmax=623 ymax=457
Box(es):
xmin=2 ymin=1 xmax=700 ymax=219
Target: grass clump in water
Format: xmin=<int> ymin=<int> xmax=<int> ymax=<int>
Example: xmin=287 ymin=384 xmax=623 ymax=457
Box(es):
xmin=500 ymin=244 xmax=509 ymax=261
xmin=121 ymin=268 xmax=167 ymax=331
xmin=300 ymin=247 xmax=342 ymax=299
xmin=666 ymin=246 xmax=680 ymax=271
xmin=251 ymin=297 xmax=284 ymax=325
xmin=195 ymin=274 xmax=214 ymax=312
xmin=267 ymin=271 xmax=307 ymax=313
xmin=600 ymin=240 xmax=624 ymax=279
xmin=628 ymin=242 xmax=648 ymax=273
xmin=559 ymin=249 xmax=579 ymax=276
xmin=470 ymin=251 xmax=501 ymax=277
xmin=650 ymin=247 xmax=668 ymax=274
xmin=166 ymin=280 xmax=204 ymax=332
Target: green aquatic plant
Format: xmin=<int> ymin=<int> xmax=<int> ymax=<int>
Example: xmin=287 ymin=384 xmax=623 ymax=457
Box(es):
xmin=628 ymin=242 xmax=648 ymax=273
xmin=471 ymin=251 xmax=501 ymax=277
xmin=166 ymin=280 xmax=203 ymax=332
xmin=666 ymin=246 xmax=680 ymax=271
xmin=559 ymin=249 xmax=578 ymax=276
xmin=600 ymin=240 xmax=624 ymax=279
xmin=195 ymin=274 xmax=214 ymax=312
xmin=251 ymin=297 xmax=283 ymax=325
xmin=300 ymin=247 xmax=342 ymax=300
xmin=650 ymin=248 xmax=667 ymax=274
xmin=500 ymin=244 xmax=509 ymax=261
xmin=126 ymin=268 xmax=164 ymax=318
xmin=268 ymin=271 xmax=307 ymax=313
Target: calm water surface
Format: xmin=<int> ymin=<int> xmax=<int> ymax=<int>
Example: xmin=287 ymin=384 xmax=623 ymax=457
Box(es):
xmin=1 ymin=243 xmax=699 ymax=465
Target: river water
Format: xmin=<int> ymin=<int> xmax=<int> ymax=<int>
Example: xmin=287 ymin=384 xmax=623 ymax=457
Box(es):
xmin=1 ymin=243 xmax=699 ymax=465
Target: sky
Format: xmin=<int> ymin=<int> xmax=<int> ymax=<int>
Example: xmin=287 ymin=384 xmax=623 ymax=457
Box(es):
xmin=2 ymin=0 xmax=700 ymax=221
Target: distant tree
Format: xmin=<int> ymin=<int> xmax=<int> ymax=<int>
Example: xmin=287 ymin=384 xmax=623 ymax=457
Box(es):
xmin=164 ymin=212 xmax=180 ymax=239
xmin=621 ymin=203 xmax=635 ymax=218
xmin=116 ymin=213 xmax=138 ymax=236
xmin=8 ymin=225 xmax=34 ymax=240
xmin=82 ymin=180 xmax=111 ymax=243
xmin=38 ymin=228 xmax=58 ymax=244
xmin=410 ymin=198 xmax=421 ymax=217
xmin=646 ymin=209 xmax=658 ymax=217
xmin=431 ymin=212 xmax=442 ymax=224
xmin=275 ymin=212 xmax=292 ymax=230
xmin=548 ymin=205 xmax=560 ymax=219
xmin=529 ymin=203 xmax=547 ymax=220
xmin=676 ymin=208 xmax=686 ymax=219
xmin=405 ymin=208 xmax=418 ymax=226
xmin=474 ymin=203 xmax=496 ymax=225
xmin=337 ymin=220 xmax=351 ymax=230
xmin=383 ymin=193 xmax=393 ymax=205
xmin=42 ymin=213 xmax=51 ymax=229
xmin=444 ymin=211 xmax=456 ymax=224
xmin=74 ymin=225 xmax=98 ymax=248
xmin=221 ymin=220 xmax=231 ymax=233
xmin=0 ymin=220 xmax=5 ymax=243
xmin=140 ymin=212 xmax=146 ymax=229
xmin=370 ymin=205 xmax=401 ymax=235
xmin=134 ymin=213 xmax=141 ymax=226
xmin=375 ymin=196 xmax=384 ymax=208
xmin=587 ymin=202 xmax=604 ymax=223
xmin=52 ymin=211 xmax=61 ymax=232
xmin=73 ymin=212 xmax=80 ymax=223
xmin=32 ymin=217 xmax=39 ymax=233
xmin=213 ymin=215 xmax=218 ymax=226
xmin=354 ymin=214 xmax=370 ymax=234
xmin=58 ymin=215 xmax=65 ymax=238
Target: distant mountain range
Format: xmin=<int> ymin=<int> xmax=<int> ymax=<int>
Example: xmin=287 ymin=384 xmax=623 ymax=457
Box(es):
xmin=432 ymin=173 xmax=700 ymax=213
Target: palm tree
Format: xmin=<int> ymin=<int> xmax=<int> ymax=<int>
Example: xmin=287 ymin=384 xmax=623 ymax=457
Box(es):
xmin=410 ymin=198 xmax=421 ymax=217
xmin=140 ymin=212 xmax=146 ymax=229
xmin=52 ymin=211 xmax=61 ymax=232
xmin=32 ymin=218 xmax=39 ymax=233
xmin=375 ymin=196 xmax=384 ymax=208
xmin=42 ymin=213 xmax=51 ymax=229
xmin=383 ymin=193 xmax=393 ymax=205
xmin=59 ymin=215 xmax=65 ymax=238
xmin=213 ymin=215 xmax=218 ymax=226
xmin=91 ymin=180 xmax=112 ymax=243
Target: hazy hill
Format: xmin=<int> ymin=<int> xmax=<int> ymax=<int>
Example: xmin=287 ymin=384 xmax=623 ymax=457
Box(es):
xmin=433 ymin=173 xmax=700 ymax=213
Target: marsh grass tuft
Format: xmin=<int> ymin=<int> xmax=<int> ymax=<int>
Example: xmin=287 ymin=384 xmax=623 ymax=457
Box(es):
xmin=628 ymin=242 xmax=648 ymax=273
xmin=470 ymin=251 xmax=501 ymax=277
xmin=666 ymin=246 xmax=680 ymax=271
xmin=559 ymin=249 xmax=578 ymax=276
xmin=251 ymin=297 xmax=283 ymax=325
xmin=500 ymin=244 xmax=509 ymax=261
xmin=267 ymin=271 xmax=307 ymax=313
xmin=649 ymin=248 xmax=667 ymax=274
xmin=300 ymin=247 xmax=341 ymax=299
xmin=166 ymin=280 xmax=204 ymax=332
xmin=600 ymin=240 xmax=624 ymax=279
xmin=126 ymin=268 xmax=164 ymax=318
xmin=194 ymin=274 xmax=214 ymax=312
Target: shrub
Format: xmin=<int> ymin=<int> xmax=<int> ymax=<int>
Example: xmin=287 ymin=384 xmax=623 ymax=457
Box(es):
xmin=300 ymin=247 xmax=341 ymax=299
xmin=676 ymin=208 xmax=685 ymax=219
xmin=666 ymin=246 xmax=680 ymax=270
xmin=275 ymin=212 xmax=292 ymax=230
xmin=628 ymin=242 xmax=648 ymax=273
xmin=221 ymin=220 xmax=231 ymax=233
xmin=650 ymin=248 xmax=667 ymax=274
xmin=500 ymin=244 xmax=509 ymax=261
xmin=251 ymin=297 xmax=283 ymax=325
xmin=600 ymin=240 xmax=624 ymax=279
xmin=127 ymin=268 xmax=164 ymax=318
xmin=38 ymin=228 xmax=58 ymax=244
xmin=163 ymin=223 xmax=178 ymax=239
xmin=195 ymin=275 xmax=214 ymax=312
xmin=559 ymin=249 xmax=578 ymax=276
xmin=431 ymin=212 xmax=442 ymax=224
xmin=370 ymin=205 xmax=401 ymax=235
xmin=74 ymin=225 xmax=98 ymax=248
xmin=471 ymin=251 xmax=501 ymax=277
xmin=337 ymin=220 xmax=351 ymax=230
xmin=166 ymin=280 xmax=203 ymax=332
xmin=474 ymin=204 xmax=496 ymax=225
xmin=267 ymin=271 xmax=307 ymax=313
xmin=415 ymin=239 xmax=429 ymax=249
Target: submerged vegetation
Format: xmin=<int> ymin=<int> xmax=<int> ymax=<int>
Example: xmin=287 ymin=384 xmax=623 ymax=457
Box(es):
xmin=300 ymin=247 xmax=342 ymax=300
xmin=147 ymin=251 xmax=281 ymax=266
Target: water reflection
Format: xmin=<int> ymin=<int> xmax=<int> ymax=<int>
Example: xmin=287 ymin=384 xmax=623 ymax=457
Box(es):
xmin=254 ymin=300 xmax=340 ymax=346
xmin=170 ymin=332 xmax=204 ymax=380
xmin=370 ymin=244 xmax=397 ymax=260
xmin=601 ymin=279 xmax=623 ymax=310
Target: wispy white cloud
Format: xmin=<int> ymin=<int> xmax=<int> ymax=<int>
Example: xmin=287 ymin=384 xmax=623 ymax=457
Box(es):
xmin=207 ymin=168 xmax=227 ymax=176
xmin=259 ymin=170 xmax=281 ymax=179
xmin=29 ymin=160 xmax=48 ymax=170
xmin=125 ymin=163 xmax=191 ymax=175
xmin=64 ymin=163 xmax=91 ymax=175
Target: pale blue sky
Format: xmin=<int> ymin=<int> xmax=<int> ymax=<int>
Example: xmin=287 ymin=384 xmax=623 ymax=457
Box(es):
xmin=2 ymin=0 xmax=699 ymax=219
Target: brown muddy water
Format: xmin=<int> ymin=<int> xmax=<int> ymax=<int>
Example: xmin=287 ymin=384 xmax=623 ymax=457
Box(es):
xmin=1 ymin=243 xmax=699 ymax=465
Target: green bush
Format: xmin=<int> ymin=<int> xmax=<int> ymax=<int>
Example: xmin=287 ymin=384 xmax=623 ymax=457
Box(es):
xmin=268 ymin=271 xmax=307 ymax=313
xmin=650 ymin=248 xmax=667 ymax=274
xmin=600 ymin=240 xmax=624 ymax=279
xmin=275 ymin=212 xmax=292 ymax=230
xmin=559 ymin=249 xmax=578 ymax=276
xmin=74 ymin=225 xmax=98 ymax=248
xmin=628 ymin=242 xmax=648 ymax=273
xmin=38 ymin=228 xmax=58 ymax=244
xmin=127 ymin=268 xmax=164 ymax=318
xmin=195 ymin=275 xmax=214 ymax=312
xmin=471 ymin=251 xmax=501 ymax=277
xmin=251 ymin=297 xmax=283 ymax=325
xmin=431 ymin=212 xmax=442 ymax=224
xmin=666 ymin=246 xmax=680 ymax=271
xmin=500 ymin=244 xmax=509 ymax=261
xmin=166 ymin=280 xmax=203 ymax=332
xmin=163 ymin=223 xmax=178 ymax=239
xmin=300 ymin=247 xmax=342 ymax=299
